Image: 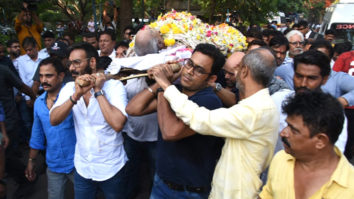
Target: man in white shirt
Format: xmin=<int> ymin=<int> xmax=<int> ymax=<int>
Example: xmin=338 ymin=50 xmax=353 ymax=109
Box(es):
xmin=272 ymin=50 xmax=348 ymax=153
xmin=98 ymin=30 xmax=116 ymax=59
xmin=50 ymin=43 xmax=129 ymax=199
xmin=16 ymin=37 xmax=45 ymax=142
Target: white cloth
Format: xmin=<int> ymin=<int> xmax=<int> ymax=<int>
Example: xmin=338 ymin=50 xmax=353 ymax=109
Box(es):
xmin=39 ymin=48 xmax=50 ymax=58
xmin=17 ymin=54 xmax=46 ymax=100
xmin=106 ymin=45 xmax=192 ymax=74
xmin=51 ymin=80 xmax=128 ymax=181
xmin=123 ymin=78 xmax=158 ymax=142
xmin=271 ymin=89 xmax=348 ymax=153
xmin=305 ymin=30 xmax=312 ymax=39
xmin=98 ymin=49 xmax=116 ymax=60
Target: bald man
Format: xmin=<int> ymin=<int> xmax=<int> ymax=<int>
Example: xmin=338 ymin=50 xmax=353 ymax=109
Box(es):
xmin=210 ymin=52 xmax=245 ymax=107
xmin=134 ymin=27 xmax=165 ymax=56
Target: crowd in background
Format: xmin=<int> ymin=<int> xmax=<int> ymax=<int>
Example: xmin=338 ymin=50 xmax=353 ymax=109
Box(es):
xmin=0 ymin=1 xmax=354 ymax=199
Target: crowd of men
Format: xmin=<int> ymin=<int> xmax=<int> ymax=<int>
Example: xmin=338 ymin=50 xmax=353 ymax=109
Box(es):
xmin=0 ymin=3 xmax=353 ymax=199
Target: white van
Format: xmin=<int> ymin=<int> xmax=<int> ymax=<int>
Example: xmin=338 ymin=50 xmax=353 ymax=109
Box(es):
xmin=320 ymin=0 xmax=354 ymax=46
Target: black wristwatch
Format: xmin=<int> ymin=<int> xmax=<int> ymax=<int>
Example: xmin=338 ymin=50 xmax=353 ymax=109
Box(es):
xmin=215 ymin=83 xmax=223 ymax=92
xmin=156 ymin=88 xmax=164 ymax=94
xmin=94 ymin=90 xmax=104 ymax=98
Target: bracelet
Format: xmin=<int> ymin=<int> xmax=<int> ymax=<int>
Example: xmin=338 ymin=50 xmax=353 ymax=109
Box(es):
xmin=147 ymin=87 xmax=155 ymax=95
xmin=28 ymin=158 xmax=35 ymax=162
xmin=69 ymin=95 xmax=77 ymax=105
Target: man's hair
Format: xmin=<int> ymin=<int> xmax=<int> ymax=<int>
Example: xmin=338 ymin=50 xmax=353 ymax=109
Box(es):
xmin=63 ymin=32 xmax=75 ymax=41
xmin=334 ymin=42 xmax=352 ymax=55
xmin=68 ymin=42 xmax=99 ymax=61
xmin=115 ymin=40 xmax=129 ymax=49
xmin=245 ymin=28 xmax=262 ymax=40
xmin=38 ymin=57 xmax=65 ymax=74
xmin=325 ymin=29 xmax=336 ymax=36
xmin=6 ymin=39 xmax=19 ymax=47
xmin=124 ymin=26 xmax=134 ymax=33
xmin=298 ymin=20 xmax=309 ymax=28
xmin=192 ymin=43 xmax=225 ymax=75
xmin=99 ymin=29 xmax=116 ymax=41
xmin=282 ymin=91 xmax=344 ymax=144
xmin=269 ymin=35 xmax=289 ymax=51
xmin=42 ymin=31 xmax=55 ymax=39
xmin=134 ymin=28 xmax=160 ymax=56
xmin=309 ymin=39 xmax=334 ymax=59
xmin=243 ymin=47 xmax=276 ymax=86
xmin=285 ymin=30 xmax=304 ymax=41
xmin=262 ymin=29 xmax=282 ymax=38
xmin=97 ymin=56 xmax=112 ymax=71
xmin=292 ymin=23 xmax=300 ymax=29
xmin=247 ymin=39 xmax=267 ymax=49
xmin=22 ymin=37 xmax=38 ymax=48
xmin=82 ymin=32 xmax=97 ymax=39
xmin=294 ymin=50 xmax=330 ymax=77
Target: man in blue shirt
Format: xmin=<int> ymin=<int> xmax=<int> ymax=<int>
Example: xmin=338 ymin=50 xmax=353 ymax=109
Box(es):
xmin=25 ymin=57 xmax=76 ymax=199
xmin=126 ymin=44 xmax=225 ymax=198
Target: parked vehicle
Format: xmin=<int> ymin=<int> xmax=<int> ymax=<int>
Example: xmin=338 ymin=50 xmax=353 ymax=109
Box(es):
xmin=320 ymin=0 xmax=354 ymax=48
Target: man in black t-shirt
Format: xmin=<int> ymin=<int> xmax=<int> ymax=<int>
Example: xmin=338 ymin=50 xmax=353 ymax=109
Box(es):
xmin=126 ymin=44 xmax=226 ymax=198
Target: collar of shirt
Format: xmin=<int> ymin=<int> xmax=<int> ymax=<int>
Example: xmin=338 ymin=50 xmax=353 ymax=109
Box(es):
xmin=305 ymin=30 xmax=312 ymax=39
xmin=285 ymin=147 xmax=351 ymax=188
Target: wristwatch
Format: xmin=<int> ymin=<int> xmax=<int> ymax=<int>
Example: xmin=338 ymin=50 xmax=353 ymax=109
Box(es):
xmin=94 ymin=90 xmax=104 ymax=98
xmin=215 ymin=83 xmax=223 ymax=92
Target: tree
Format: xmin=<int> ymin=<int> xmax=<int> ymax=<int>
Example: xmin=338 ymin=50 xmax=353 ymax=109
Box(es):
xmin=119 ymin=0 xmax=133 ymax=36
xmin=192 ymin=0 xmax=279 ymax=24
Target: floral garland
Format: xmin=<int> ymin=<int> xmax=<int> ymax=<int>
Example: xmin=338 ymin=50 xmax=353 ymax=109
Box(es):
xmin=129 ymin=10 xmax=247 ymax=56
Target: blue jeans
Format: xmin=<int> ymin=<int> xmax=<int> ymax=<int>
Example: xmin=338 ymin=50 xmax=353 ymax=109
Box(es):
xmin=47 ymin=168 xmax=74 ymax=199
xmin=74 ymin=164 xmax=129 ymax=199
xmin=18 ymin=99 xmax=33 ymax=143
xmin=150 ymin=175 xmax=209 ymax=199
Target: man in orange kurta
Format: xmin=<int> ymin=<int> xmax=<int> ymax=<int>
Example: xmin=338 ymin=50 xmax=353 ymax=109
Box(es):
xmin=15 ymin=3 xmax=43 ymax=55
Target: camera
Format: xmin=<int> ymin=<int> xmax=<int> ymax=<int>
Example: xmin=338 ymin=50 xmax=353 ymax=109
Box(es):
xmin=21 ymin=0 xmax=41 ymax=11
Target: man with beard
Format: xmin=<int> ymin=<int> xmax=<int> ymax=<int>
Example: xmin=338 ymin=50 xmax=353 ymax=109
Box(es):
xmin=25 ymin=57 xmax=76 ymax=199
xmin=0 ymin=43 xmax=18 ymax=77
xmin=151 ymin=47 xmax=279 ymax=198
xmin=50 ymin=43 xmax=129 ymax=199
xmin=272 ymin=50 xmax=349 ymax=153
xmin=274 ymin=30 xmax=305 ymax=89
xmin=126 ymin=43 xmax=225 ymax=198
xmin=82 ymin=32 xmax=98 ymax=50
xmin=6 ymin=40 xmax=21 ymax=71
xmin=259 ymin=91 xmax=354 ymax=199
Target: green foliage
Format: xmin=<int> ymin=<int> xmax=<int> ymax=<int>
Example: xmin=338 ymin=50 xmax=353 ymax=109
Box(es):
xmin=0 ymin=34 xmax=11 ymax=45
xmin=132 ymin=0 xmax=163 ymax=20
xmin=192 ymin=0 xmax=280 ymax=24
xmin=0 ymin=0 xmax=23 ymax=25
xmin=277 ymin=0 xmax=306 ymax=13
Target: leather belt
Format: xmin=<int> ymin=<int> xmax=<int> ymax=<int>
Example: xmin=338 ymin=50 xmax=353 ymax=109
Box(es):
xmin=161 ymin=178 xmax=210 ymax=193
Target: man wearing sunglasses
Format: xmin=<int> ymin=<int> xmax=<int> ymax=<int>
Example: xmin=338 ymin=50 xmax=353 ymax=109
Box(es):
xmin=126 ymin=43 xmax=225 ymax=199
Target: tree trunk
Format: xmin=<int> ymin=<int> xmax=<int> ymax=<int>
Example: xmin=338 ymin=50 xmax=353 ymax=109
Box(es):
xmin=209 ymin=0 xmax=216 ymax=24
xmin=119 ymin=0 xmax=133 ymax=37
